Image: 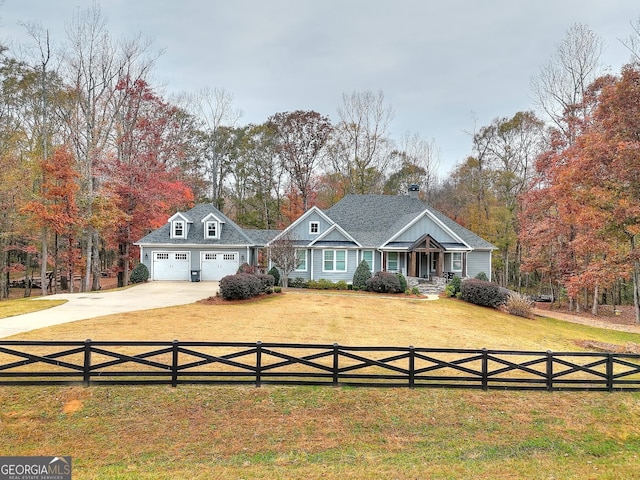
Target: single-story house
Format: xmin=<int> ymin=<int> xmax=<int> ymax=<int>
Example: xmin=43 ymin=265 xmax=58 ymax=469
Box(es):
xmin=135 ymin=187 xmax=496 ymax=282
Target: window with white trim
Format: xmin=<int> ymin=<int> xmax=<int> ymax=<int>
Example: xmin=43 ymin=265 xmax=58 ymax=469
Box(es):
xmin=387 ymin=252 xmax=398 ymax=272
xmin=309 ymin=221 xmax=319 ymax=235
xmin=451 ymin=252 xmax=463 ymax=272
xmin=175 ymin=253 xmax=188 ymax=261
xmin=323 ymin=249 xmax=347 ymax=272
xmin=361 ymin=250 xmax=374 ymax=271
xmin=172 ymin=221 xmax=185 ymax=238
xmin=205 ymin=221 xmax=218 ymax=239
xmin=295 ymin=249 xmax=307 ymax=271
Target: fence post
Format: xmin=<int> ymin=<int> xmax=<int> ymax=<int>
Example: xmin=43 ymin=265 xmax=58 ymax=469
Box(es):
xmin=83 ymin=339 xmax=92 ymax=387
xmin=546 ymin=351 xmax=553 ymax=391
xmin=607 ymin=353 xmax=614 ymax=392
xmin=481 ymin=348 xmax=488 ymax=391
xmin=409 ymin=346 xmax=415 ymax=389
xmin=333 ymin=343 xmax=339 ymax=386
xmin=256 ymin=341 xmax=262 ymax=387
xmin=171 ymin=340 xmax=179 ymax=387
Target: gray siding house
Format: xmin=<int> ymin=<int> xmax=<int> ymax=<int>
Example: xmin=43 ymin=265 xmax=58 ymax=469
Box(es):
xmin=135 ymin=189 xmax=496 ymax=282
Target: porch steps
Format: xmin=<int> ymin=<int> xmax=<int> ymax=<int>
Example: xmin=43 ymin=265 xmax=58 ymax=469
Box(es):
xmin=407 ymin=276 xmax=448 ymax=296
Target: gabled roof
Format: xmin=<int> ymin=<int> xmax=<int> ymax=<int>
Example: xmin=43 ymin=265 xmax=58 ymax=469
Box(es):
xmin=267 ymin=206 xmax=334 ymax=244
xmin=136 ymin=203 xmax=255 ymax=246
xmin=324 ymin=194 xmax=495 ymax=250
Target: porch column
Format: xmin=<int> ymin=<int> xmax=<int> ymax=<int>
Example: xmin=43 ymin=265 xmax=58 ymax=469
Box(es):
xmin=408 ymin=252 xmax=416 ymax=277
xmin=437 ymin=252 xmax=444 ymax=277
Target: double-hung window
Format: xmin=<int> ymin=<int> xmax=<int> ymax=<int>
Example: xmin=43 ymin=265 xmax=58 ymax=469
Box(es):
xmin=173 ymin=221 xmax=184 ymax=238
xmin=296 ymin=249 xmax=307 ymax=271
xmin=387 ymin=252 xmax=398 ymax=272
xmin=205 ymin=221 xmax=218 ymax=239
xmin=361 ymin=250 xmax=374 ymax=271
xmin=323 ymin=250 xmax=347 ymax=272
xmin=451 ymin=252 xmax=463 ymax=272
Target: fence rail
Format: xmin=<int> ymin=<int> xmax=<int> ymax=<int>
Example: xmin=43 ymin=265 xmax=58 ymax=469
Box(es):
xmin=1 ymin=340 xmax=639 ymax=391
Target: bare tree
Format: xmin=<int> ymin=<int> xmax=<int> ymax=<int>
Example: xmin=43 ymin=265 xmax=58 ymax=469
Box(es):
xmin=269 ymin=110 xmax=332 ymax=212
xmin=331 ymin=90 xmax=394 ymax=194
xmin=530 ymin=23 xmax=604 ymax=140
xmin=620 ymin=16 xmax=640 ymax=62
xmin=59 ymin=2 xmax=158 ymax=291
xmin=386 ymin=132 xmax=441 ymax=202
xmin=268 ymin=230 xmax=302 ymax=288
xmin=189 ymin=87 xmax=242 ymax=206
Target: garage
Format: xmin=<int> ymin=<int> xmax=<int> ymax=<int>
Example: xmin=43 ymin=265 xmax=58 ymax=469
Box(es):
xmin=152 ymin=252 xmax=190 ymax=281
xmin=201 ymin=252 xmax=239 ymax=281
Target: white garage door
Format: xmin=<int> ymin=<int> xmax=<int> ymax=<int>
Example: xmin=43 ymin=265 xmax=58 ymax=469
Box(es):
xmin=201 ymin=252 xmax=239 ymax=281
xmin=153 ymin=252 xmax=191 ymax=281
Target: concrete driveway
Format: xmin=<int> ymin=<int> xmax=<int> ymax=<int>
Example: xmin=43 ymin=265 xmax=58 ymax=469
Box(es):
xmin=0 ymin=281 xmax=218 ymax=339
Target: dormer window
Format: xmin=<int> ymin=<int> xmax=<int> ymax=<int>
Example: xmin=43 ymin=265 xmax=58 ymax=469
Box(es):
xmin=309 ymin=221 xmax=319 ymax=235
xmin=201 ymin=212 xmax=225 ymax=240
xmin=205 ymin=220 xmax=218 ymax=239
xmin=173 ymin=221 xmax=185 ymax=238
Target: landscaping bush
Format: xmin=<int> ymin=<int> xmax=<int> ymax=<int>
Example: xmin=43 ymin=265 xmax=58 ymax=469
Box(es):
xmin=352 ymin=260 xmax=372 ymax=290
xmin=236 ymin=262 xmax=256 ymax=275
xmin=475 ymin=272 xmax=489 ymax=281
xmin=449 ymin=275 xmax=462 ymax=296
xmin=396 ymin=272 xmax=407 ymax=293
xmin=255 ymin=273 xmax=275 ymax=292
xmin=460 ymin=279 xmax=508 ymax=308
xmin=219 ymin=273 xmax=262 ymax=300
xmin=505 ymin=291 xmax=534 ymax=318
xmin=267 ymin=266 xmax=280 ymax=286
xmin=288 ymin=277 xmax=308 ymax=289
xmin=130 ymin=263 xmax=149 ymax=284
xmin=365 ymin=271 xmax=402 ymax=293
xmin=308 ymin=278 xmax=335 ymax=290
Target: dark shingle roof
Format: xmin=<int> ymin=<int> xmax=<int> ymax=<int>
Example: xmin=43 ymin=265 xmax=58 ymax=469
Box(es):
xmin=325 ymin=194 xmax=495 ymax=250
xmin=137 ymin=203 xmax=256 ymax=246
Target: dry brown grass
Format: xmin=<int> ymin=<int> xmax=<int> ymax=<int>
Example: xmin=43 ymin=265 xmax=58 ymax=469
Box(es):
xmin=11 ymin=291 xmax=640 ymax=353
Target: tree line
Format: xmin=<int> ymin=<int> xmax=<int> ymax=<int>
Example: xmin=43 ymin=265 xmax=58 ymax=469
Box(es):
xmin=1 ymin=5 xmax=639 ymax=321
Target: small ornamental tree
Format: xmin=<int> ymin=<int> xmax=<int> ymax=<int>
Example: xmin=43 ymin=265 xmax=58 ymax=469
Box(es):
xmin=268 ymin=230 xmax=302 ymax=287
xmin=352 ymin=260 xmax=371 ymax=290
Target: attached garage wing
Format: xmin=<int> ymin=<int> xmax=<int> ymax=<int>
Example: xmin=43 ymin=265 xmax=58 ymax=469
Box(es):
xmin=152 ymin=252 xmax=190 ymax=281
xmin=201 ymin=252 xmax=239 ymax=281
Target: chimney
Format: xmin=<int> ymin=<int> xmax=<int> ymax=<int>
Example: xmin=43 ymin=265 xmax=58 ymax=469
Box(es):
xmin=408 ymin=184 xmax=420 ymax=199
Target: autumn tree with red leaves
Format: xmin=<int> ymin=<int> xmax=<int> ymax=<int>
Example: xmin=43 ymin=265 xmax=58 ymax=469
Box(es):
xmin=103 ymin=77 xmax=194 ymax=286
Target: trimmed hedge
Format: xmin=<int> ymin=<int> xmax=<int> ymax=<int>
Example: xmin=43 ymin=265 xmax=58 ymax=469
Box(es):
xmin=219 ymin=273 xmax=263 ymax=300
xmin=365 ymin=271 xmax=402 ymax=293
xmin=130 ymin=263 xmax=149 ymax=284
xmin=460 ymin=279 xmax=508 ymax=308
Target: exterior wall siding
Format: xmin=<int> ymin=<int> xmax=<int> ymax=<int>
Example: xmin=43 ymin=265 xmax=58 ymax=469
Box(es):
xmin=393 ymin=215 xmax=456 ymax=244
xmin=291 ymin=212 xmax=333 ymax=242
xmin=466 ymin=251 xmax=492 ymax=279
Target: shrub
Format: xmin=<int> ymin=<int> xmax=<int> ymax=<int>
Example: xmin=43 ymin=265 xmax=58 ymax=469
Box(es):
xmin=443 ymin=284 xmax=456 ymax=297
xmin=130 ymin=263 xmax=149 ymax=284
xmin=460 ymin=279 xmax=508 ymax=308
xmin=219 ymin=273 xmax=262 ymax=300
xmin=288 ymin=277 xmax=308 ymax=289
xmin=335 ymin=280 xmax=348 ymax=290
xmin=450 ymin=275 xmax=462 ymax=293
xmin=365 ymin=271 xmax=402 ymax=293
xmin=396 ymin=272 xmax=407 ymax=293
xmin=411 ymin=286 xmax=420 ymax=295
xmin=475 ymin=272 xmax=489 ymax=281
xmin=255 ymin=273 xmax=275 ymax=292
xmin=505 ymin=291 xmax=534 ymax=318
xmin=267 ymin=266 xmax=280 ymax=286
xmin=236 ymin=262 xmax=256 ymax=275
xmin=308 ymin=278 xmax=335 ymax=290
xmin=352 ymin=260 xmax=372 ymax=290
xmin=273 ymin=286 xmax=282 ymax=293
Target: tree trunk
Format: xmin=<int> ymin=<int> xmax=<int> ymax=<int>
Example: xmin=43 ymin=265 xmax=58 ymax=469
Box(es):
xmin=82 ymin=231 xmax=92 ymax=292
xmin=91 ymin=230 xmax=101 ymax=291
xmin=40 ymin=227 xmax=48 ymax=296
xmin=591 ymin=283 xmax=599 ymax=316
xmin=632 ymin=235 xmax=640 ymax=324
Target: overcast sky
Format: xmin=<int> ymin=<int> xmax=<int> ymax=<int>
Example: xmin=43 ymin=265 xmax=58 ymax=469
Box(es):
xmin=1 ymin=1 xmax=639 ymax=175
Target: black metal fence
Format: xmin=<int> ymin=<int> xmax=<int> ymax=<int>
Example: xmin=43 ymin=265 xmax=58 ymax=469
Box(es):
xmin=1 ymin=340 xmax=639 ymax=391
